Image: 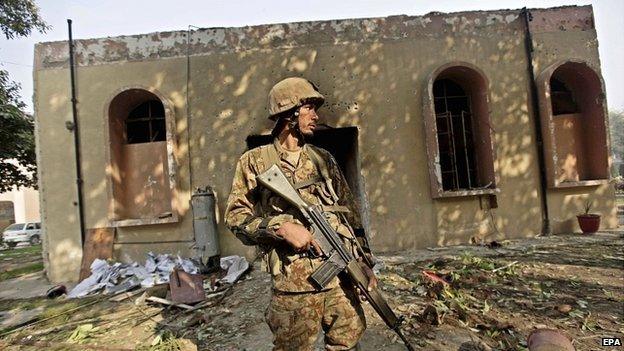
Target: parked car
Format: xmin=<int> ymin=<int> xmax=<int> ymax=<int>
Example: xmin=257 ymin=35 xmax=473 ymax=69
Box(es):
xmin=2 ymin=222 xmax=42 ymax=247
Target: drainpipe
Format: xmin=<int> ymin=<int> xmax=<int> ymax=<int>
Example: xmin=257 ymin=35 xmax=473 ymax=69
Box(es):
xmin=521 ymin=8 xmax=551 ymax=236
xmin=67 ymin=19 xmax=86 ymax=244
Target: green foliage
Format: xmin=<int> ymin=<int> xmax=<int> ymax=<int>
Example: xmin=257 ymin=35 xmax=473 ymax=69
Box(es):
xmin=610 ymin=110 xmax=624 ymax=158
xmin=0 ymin=0 xmax=48 ymax=192
xmin=0 ymin=243 xmax=41 ymax=257
xmin=0 ymin=70 xmax=37 ymax=192
xmin=0 ymin=0 xmax=49 ymax=39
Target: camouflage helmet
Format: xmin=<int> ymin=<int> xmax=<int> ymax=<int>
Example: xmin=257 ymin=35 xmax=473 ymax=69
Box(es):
xmin=268 ymin=77 xmax=325 ymax=120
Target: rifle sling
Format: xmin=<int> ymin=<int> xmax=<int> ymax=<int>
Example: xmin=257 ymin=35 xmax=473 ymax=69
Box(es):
xmin=260 ymin=141 xmax=346 ymax=211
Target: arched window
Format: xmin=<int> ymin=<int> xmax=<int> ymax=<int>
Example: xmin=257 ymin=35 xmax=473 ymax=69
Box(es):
xmin=537 ymin=60 xmax=609 ymax=187
xmin=107 ymin=89 xmax=178 ymax=226
xmin=423 ymin=63 xmax=497 ymax=198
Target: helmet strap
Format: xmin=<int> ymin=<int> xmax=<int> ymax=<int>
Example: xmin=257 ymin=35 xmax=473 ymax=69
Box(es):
xmin=287 ymin=109 xmax=306 ymax=141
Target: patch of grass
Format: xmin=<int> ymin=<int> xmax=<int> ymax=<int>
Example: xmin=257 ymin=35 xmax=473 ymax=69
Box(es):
xmin=0 ymin=297 xmax=48 ymax=312
xmin=0 ymin=262 xmax=44 ymax=281
xmin=0 ymin=245 xmax=42 ymax=258
xmin=39 ymin=300 xmax=85 ymax=320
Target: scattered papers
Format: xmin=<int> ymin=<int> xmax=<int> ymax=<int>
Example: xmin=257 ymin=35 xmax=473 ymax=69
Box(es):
xmin=68 ymin=253 xmax=199 ymax=298
xmin=219 ymin=256 xmax=249 ymax=284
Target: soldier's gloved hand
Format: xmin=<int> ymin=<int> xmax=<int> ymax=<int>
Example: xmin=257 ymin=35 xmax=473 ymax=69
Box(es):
xmin=276 ymin=222 xmax=322 ymax=255
xmin=356 ymin=260 xmax=378 ymax=301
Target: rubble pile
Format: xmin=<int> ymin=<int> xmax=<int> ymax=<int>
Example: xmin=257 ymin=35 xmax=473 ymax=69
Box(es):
xmin=68 ymin=253 xmax=199 ymax=298
xmin=67 ymin=254 xmax=249 ymax=299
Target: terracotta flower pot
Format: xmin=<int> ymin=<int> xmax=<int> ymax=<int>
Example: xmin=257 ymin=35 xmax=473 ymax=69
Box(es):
xmin=577 ymin=214 xmax=600 ymax=234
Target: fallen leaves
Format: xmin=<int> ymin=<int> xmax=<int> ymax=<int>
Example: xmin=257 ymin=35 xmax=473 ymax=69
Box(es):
xmin=67 ymin=323 xmax=99 ymax=344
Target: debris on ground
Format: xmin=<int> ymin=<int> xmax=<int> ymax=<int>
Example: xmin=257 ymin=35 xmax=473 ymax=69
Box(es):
xmin=219 ymin=255 xmax=250 ymax=284
xmin=45 ymin=285 xmax=66 ymax=299
xmin=67 ymin=254 xmax=250 ymax=299
xmin=146 ymin=296 xmax=194 ymax=310
xmin=0 ymin=232 xmax=622 ymax=350
xmin=67 ymin=253 xmax=200 ymax=298
xmin=169 ymin=269 xmax=205 ymax=304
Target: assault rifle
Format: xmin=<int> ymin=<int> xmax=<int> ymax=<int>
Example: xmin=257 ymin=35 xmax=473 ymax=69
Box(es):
xmin=257 ymin=164 xmax=414 ymax=351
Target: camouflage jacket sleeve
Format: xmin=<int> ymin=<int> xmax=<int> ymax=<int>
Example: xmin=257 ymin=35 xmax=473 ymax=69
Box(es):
xmin=323 ymin=151 xmax=374 ymax=260
xmin=224 ymin=152 xmax=293 ymax=246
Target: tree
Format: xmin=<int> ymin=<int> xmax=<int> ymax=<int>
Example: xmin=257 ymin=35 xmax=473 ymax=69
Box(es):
xmin=610 ymin=110 xmax=624 ymax=158
xmin=610 ymin=110 xmax=624 ymax=177
xmin=0 ymin=0 xmax=48 ymax=192
xmin=0 ymin=70 xmax=37 ymax=192
xmin=0 ymin=0 xmax=49 ymax=39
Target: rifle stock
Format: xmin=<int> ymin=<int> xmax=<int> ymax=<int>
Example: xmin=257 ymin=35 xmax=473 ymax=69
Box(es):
xmin=257 ymin=165 xmax=308 ymax=212
xmin=257 ymin=165 xmax=414 ymax=351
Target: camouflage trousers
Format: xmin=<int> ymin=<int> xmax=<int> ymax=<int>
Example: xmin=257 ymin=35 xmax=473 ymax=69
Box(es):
xmin=265 ymin=283 xmax=366 ymax=351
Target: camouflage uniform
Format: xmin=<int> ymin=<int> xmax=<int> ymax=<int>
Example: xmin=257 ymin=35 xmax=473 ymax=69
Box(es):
xmin=225 ymin=139 xmax=371 ymax=350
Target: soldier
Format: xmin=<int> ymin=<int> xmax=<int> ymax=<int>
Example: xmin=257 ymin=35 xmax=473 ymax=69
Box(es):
xmin=225 ymin=77 xmax=377 ymax=350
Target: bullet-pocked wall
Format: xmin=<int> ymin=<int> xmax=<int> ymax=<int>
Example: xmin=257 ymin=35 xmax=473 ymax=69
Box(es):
xmin=529 ymin=10 xmax=618 ymax=233
xmin=34 ymin=5 xmax=618 ymax=282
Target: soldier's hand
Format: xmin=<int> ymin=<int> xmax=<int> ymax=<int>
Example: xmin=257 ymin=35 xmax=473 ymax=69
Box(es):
xmin=276 ymin=222 xmax=322 ymax=255
xmin=357 ymin=260 xmax=378 ymax=301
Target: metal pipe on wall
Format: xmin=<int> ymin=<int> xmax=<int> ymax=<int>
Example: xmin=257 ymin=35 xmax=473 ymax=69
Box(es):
xmin=67 ymin=19 xmax=86 ymax=244
xmin=521 ymin=8 xmax=552 ymax=236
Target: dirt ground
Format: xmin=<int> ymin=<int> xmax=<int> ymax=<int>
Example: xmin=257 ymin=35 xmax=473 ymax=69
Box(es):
xmin=0 ymin=231 xmax=622 ymax=350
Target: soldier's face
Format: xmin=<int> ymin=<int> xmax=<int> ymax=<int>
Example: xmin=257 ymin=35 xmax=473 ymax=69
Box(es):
xmin=297 ymin=103 xmax=319 ymax=137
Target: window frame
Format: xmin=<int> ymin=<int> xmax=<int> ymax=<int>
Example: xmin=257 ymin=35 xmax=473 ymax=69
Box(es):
xmin=535 ymin=59 xmax=611 ymax=188
xmin=104 ymin=87 xmax=179 ymax=227
xmin=422 ymin=62 xmax=499 ymax=199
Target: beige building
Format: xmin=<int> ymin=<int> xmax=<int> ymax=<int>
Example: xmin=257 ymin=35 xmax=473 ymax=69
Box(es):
xmin=34 ymin=5 xmax=618 ymax=282
xmin=0 ymin=186 xmax=40 ymax=231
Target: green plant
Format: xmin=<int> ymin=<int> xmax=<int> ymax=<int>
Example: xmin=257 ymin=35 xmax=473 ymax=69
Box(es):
xmin=582 ymin=201 xmax=593 ymax=215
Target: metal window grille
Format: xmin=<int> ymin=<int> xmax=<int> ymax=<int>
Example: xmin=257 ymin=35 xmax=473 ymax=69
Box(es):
xmin=125 ymin=100 xmax=166 ymax=144
xmin=433 ymin=79 xmax=479 ymax=191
